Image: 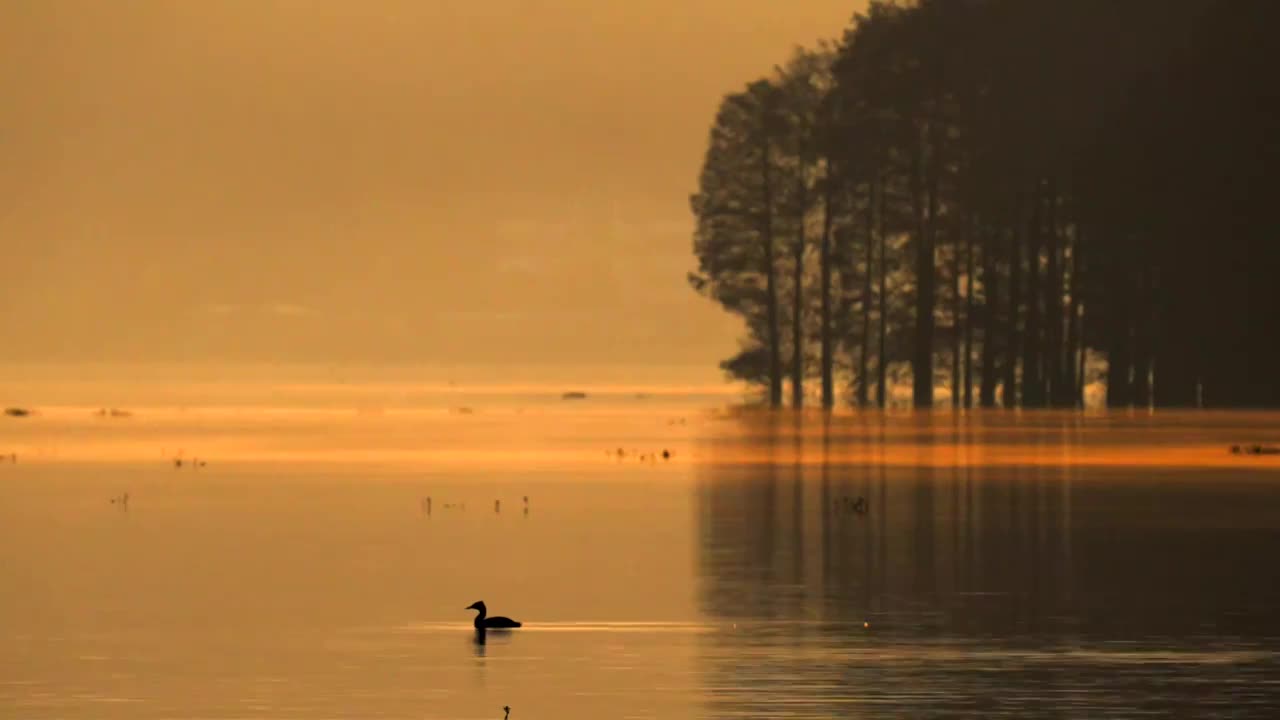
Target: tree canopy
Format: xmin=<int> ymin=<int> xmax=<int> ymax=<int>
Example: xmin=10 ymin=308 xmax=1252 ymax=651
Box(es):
xmin=690 ymin=0 xmax=1279 ymax=409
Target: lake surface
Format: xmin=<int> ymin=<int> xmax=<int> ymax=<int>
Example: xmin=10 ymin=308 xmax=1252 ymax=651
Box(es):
xmin=3 ymin=384 xmax=1280 ymax=719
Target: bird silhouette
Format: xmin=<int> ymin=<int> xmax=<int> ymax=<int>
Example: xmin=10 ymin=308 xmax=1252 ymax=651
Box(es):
xmin=467 ymin=601 xmax=522 ymax=629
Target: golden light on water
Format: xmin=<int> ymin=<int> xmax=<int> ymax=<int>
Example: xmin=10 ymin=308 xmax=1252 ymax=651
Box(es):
xmin=4 ymin=394 xmax=1278 ymax=472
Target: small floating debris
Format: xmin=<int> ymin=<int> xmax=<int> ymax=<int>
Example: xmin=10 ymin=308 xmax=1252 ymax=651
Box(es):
xmin=561 ymin=391 xmax=588 ymax=400
xmin=94 ymin=408 xmax=133 ymax=418
xmin=834 ymin=496 xmax=868 ymax=515
xmin=1231 ymin=444 xmax=1280 ymax=456
xmin=109 ymin=492 xmax=130 ymax=507
xmin=661 ymin=449 xmax=671 ymax=460
xmin=4 ymin=407 xmax=32 ymax=418
xmin=452 ymin=407 xmax=475 ymax=415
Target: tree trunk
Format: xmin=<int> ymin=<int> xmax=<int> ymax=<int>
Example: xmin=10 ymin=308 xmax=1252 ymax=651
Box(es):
xmin=951 ymin=221 xmax=962 ymax=410
xmin=912 ymin=124 xmax=937 ymax=408
xmin=963 ymin=217 xmax=975 ymax=409
xmin=1021 ymin=185 xmax=1043 ymax=407
xmin=1151 ymin=267 xmax=1200 ymax=408
xmin=857 ymin=178 xmax=875 ymax=407
xmin=1131 ymin=265 xmax=1153 ymax=409
xmin=1063 ymin=228 xmax=1081 ymax=407
xmin=1003 ymin=221 xmax=1021 ymax=408
xmin=1104 ymin=244 xmax=1132 ymax=408
xmin=791 ymin=182 xmax=805 ymax=409
xmin=1106 ymin=332 xmax=1133 ymax=408
xmin=1077 ymin=306 xmax=1087 ymax=408
xmin=876 ymin=169 xmax=888 ymax=409
xmin=1043 ymin=183 xmax=1064 ymax=406
xmin=762 ymin=135 xmax=782 ymax=408
xmin=819 ymin=166 xmax=836 ymax=410
xmin=979 ymin=227 xmax=998 ymax=407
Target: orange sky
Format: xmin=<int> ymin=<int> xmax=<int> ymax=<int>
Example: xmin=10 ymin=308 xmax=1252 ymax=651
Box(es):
xmin=2 ymin=1 xmax=864 ymax=376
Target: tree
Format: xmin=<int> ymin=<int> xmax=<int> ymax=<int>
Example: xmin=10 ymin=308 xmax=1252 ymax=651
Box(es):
xmin=689 ymin=81 xmax=788 ymax=405
xmin=690 ymin=0 xmax=1280 ymax=409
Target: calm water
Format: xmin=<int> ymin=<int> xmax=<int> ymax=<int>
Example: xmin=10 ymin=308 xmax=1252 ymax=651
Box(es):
xmin=3 ymin=386 xmax=1280 ymax=719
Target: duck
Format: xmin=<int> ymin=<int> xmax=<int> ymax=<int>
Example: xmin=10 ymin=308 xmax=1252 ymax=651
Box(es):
xmin=467 ymin=601 xmax=522 ymax=629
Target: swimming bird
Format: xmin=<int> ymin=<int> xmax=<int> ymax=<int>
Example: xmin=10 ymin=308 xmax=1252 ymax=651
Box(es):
xmin=467 ymin=601 xmax=522 ymax=629
xmin=503 ymin=706 xmax=511 ymax=720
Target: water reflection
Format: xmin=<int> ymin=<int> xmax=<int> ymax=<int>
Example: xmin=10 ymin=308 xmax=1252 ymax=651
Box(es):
xmin=471 ymin=627 xmax=516 ymax=657
xmin=695 ymin=414 xmax=1280 ymax=718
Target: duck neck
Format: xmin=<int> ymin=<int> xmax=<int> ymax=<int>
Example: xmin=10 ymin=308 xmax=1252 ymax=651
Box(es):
xmin=473 ymin=607 xmax=487 ymax=626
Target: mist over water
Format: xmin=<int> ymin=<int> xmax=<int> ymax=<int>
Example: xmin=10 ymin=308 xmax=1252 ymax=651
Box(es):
xmin=2 ymin=380 xmax=1279 ymax=718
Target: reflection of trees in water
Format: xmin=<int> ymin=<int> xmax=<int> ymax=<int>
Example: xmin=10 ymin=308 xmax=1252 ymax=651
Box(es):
xmin=694 ymin=420 xmax=1080 ymax=717
xmin=697 ymin=425 xmax=1075 ymax=635
xmin=694 ymin=419 xmax=1280 ymax=718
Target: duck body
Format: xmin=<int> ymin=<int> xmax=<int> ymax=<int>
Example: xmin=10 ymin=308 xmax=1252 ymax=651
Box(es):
xmin=467 ymin=600 xmax=522 ymax=629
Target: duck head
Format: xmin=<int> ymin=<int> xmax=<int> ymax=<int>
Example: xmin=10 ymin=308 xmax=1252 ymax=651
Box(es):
xmin=466 ymin=601 xmax=487 ymax=613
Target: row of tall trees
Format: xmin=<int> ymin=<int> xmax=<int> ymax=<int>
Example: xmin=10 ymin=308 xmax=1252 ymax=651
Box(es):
xmin=689 ymin=0 xmax=1279 ymax=409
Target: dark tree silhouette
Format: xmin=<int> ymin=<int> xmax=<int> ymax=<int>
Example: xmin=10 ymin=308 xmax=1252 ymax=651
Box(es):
xmin=691 ymin=0 xmax=1280 ymax=409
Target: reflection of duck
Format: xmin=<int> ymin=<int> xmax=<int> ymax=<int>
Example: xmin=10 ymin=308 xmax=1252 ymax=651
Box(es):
xmin=467 ymin=600 xmax=522 ymax=629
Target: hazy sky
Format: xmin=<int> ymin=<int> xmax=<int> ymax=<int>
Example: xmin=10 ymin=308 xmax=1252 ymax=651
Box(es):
xmin=2 ymin=1 xmax=862 ymax=375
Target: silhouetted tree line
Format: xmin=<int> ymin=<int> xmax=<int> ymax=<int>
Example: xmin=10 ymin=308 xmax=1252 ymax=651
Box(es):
xmin=689 ymin=0 xmax=1279 ymax=409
